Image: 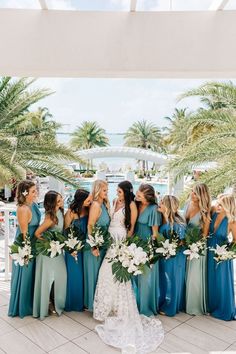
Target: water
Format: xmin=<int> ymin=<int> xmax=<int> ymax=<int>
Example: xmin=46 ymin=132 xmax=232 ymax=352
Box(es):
xmin=65 ymin=180 xmax=167 ymax=204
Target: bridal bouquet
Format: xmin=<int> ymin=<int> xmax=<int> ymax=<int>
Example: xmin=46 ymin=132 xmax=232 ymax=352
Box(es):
xmin=107 ymin=235 xmax=150 ymax=282
xmin=64 ymin=225 xmax=85 ymax=262
xmin=183 ymin=225 xmax=206 ymax=260
xmin=210 ymin=242 xmax=236 ymax=263
xmin=154 ymin=230 xmax=182 ymax=260
xmin=86 ymin=225 xmax=111 ymax=251
xmin=35 ymin=230 xmax=66 ymax=258
xmin=10 ymin=233 xmax=33 ymax=266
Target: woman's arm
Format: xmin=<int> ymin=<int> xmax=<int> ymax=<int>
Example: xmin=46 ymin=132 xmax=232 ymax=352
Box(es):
xmin=17 ymin=206 xmax=31 ymax=239
xmin=64 ymin=209 xmax=74 ymax=229
xmin=88 ymin=202 xmax=101 ymax=257
xmin=151 ymin=225 xmax=159 ymax=240
xmin=127 ymin=201 xmax=138 ymax=237
xmin=88 ymin=202 xmax=101 ymax=235
xmin=35 ymin=216 xmax=54 ymax=240
xmin=229 ymin=222 xmax=236 ymax=243
xmin=202 ymin=218 xmax=210 ymax=237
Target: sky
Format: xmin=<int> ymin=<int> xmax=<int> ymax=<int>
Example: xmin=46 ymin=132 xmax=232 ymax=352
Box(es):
xmin=2 ymin=0 xmax=236 ymax=133
xmin=31 ymin=78 xmax=235 ymax=134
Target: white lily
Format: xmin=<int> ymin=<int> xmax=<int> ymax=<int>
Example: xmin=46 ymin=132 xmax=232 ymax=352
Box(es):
xmin=49 ymin=240 xmax=64 ymax=258
xmin=65 ymin=237 xmax=79 ymax=249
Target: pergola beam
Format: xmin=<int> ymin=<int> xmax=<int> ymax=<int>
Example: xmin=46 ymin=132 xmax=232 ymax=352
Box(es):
xmin=130 ymin=0 xmax=137 ymax=12
xmin=38 ymin=0 xmax=48 ymax=10
xmin=209 ymin=0 xmax=229 ymax=11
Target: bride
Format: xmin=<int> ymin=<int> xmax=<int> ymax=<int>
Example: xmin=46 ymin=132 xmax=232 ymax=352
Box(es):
xmin=93 ymin=181 xmax=164 ymax=353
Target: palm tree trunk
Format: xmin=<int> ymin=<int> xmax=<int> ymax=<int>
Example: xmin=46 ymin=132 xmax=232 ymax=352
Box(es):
xmin=142 ymin=160 xmax=145 ymax=173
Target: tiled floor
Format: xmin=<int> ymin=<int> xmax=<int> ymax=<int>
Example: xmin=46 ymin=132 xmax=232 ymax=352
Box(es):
xmin=1 ymin=280 xmax=236 ymax=354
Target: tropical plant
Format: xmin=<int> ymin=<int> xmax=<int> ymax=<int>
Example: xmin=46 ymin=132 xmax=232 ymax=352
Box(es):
xmin=70 ymin=121 xmax=109 ymax=169
xmin=124 ymin=120 xmax=162 ymax=172
xmin=0 ymin=77 xmax=82 ymax=186
xmin=165 ymin=81 xmax=236 ymax=196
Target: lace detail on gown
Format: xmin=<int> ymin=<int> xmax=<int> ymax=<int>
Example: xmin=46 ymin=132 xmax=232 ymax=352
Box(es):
xmin=93 ymin=200 xmax=164 ymax=353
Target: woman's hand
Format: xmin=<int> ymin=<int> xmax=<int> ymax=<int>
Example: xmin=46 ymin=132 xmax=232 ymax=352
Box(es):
xmin=92 ymin=247 xmax=100 ymax=257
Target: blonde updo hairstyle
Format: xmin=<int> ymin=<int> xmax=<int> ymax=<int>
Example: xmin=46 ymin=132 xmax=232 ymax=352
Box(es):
xmin=192 ymin=183 xmax=211 ymax=224
xmin=16 ymin=180 xmax=36 ymax=206
xmin=218 ymin=194 xmax=236 ymax=223
xmin=161 ymin=195 xmax=185 ymax=226
xmin=91 ymin=180 xmax=110 ymax=212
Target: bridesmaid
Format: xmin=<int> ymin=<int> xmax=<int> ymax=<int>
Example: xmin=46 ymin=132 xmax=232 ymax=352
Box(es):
xmin=184 ymin=183 xmax=211 ymax=315
xmin=208 ymin=194 xmax=236 ymax=320
xmin=158 ymin=195 xmax=186 ymax=316
xmin=64 ymin=189 xmax=92 ymax=312
xmin=33 ymin=191 xmax=67 ymax=320
xmin=8 ymin=180 xmax=41 ymax=318
xmin=133 ymin=183 xmax=161 ymax=316
xmin=84 ymin=180 xmax=110 ymax=311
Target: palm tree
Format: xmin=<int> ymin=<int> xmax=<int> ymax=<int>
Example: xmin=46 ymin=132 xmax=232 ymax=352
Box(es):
xmin=70 ymin=121 xmax=109 ymax=169
xmin=124 ymin=120 xmax=162 ymax=172
xmin=0 ymin=77 xmax=82 ymax=186
xmin=166 ymin=81 xmax=236 ymax=196
xmin=163 ymin=108 xmax=191 ymax=153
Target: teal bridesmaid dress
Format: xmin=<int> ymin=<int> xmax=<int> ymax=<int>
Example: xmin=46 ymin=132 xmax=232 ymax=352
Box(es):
xmin=184 ymin=205 xmax=207 ymax=315
xmin=133 ymin=204 xmax=161 ymax=316
xmin=65 ymin=216 xmax=87 ymax=311
xmin=8 ymin=203 xmax=41 ymax=318
xmin=159 ymin=222 xmax=186 ymax=316
xmin=83 ymin=203 xmax=110 ymax=311
xmin=207 ymin=213 xmax=236 ymax=320
xmin=33 ymin=210 xmax=67 ymax=320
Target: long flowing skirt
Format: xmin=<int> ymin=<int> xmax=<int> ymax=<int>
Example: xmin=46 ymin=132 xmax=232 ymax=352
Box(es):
xmin=93 ymin=254 xmax=164 ymax=354
xmin=65 ymin=252 xmax=84 ymax=311
xmin=8 ymin=260 xmax=35 ymax=318
xmin=33 ymin=254 xmax=67 ymax=320
xmin=185 ymin=254 xmax=207 ymax=315
xmin=83 ymin=249 xmax=105 ymax=311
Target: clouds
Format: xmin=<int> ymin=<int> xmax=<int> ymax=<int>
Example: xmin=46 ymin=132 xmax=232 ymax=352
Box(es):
xmin=28 ymin=77 xmax=224 ymax=134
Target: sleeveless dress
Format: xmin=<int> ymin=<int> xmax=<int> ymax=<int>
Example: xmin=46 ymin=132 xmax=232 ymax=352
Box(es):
xmin=159 ymin=222 xmax=186 ymax=316
xmin=65 ymin=216 xmax=87 ymax=311
xmin=83 ymin=203 xmax=110 ymax=311
xmin=8 ymin=203 xmax=41 ymax=318
xmin=184 ymin=205 xmax=207 ymax=315
xmin=132 ymin=204 xmax=161 ymax=316
xmin=93 ymin=200 xmax=164 ymax=353
xmin=207 ymin=213 xmax=236 ymax=320
xmin=33 ymin=210 xmax=67 ymax=320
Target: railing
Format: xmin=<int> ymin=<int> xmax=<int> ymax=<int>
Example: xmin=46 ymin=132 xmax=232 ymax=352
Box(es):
xmin=0 ymin=206 xmax=17 ymax=281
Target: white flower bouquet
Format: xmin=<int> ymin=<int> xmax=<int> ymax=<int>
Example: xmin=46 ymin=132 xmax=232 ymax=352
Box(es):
xmin=35 ymin=230 xmax=66 ymax=258
xmin=64 ymin=225 xmax=85 ymax=262
xmin=154 ymin=230 xmax=182 ymax=260
xmin=86 ymin=225 xmax=111 ymax=251
xmin=183 ymin=225 xmax=206 ymax=260
xmin=10 ymin=233 xmax=33 ymax=266
xmin=210 ymin=243 xmax=236 ymax=263
xmin=107 ymin=235 xmax=150 ymax=282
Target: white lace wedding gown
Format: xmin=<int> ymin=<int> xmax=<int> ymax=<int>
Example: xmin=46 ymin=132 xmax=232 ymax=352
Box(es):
xmin=93 ymin=202 xmax=164 ymax=354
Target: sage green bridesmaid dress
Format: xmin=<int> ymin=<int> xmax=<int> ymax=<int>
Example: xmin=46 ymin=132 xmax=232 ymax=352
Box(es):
xmin=33 ymin=210 xmax=67 ymax=320
xmin=184 ymin=205 xmax=207 ymax=315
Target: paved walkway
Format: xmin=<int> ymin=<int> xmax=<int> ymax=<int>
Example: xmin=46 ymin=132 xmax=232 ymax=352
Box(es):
xmin=0 ymin=280 xmax=236 ymax=354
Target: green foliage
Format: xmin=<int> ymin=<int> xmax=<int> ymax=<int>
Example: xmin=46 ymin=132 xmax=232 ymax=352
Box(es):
xmin=164 ymin=81 xmax=236 ymax=195
xmin=0 ymin=77 xmax=82 ymax=186
xmin=35 ymin=230 xmax=66 ymax=257
xmin=184 ymin=225 xmax=202 ymax=247
xmin=124 ymin=120 xmax=163 ymax=172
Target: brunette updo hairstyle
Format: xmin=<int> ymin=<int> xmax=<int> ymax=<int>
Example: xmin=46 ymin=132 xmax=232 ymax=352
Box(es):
xmin=70 ymin=189 xmax=90 ymax=219
xmin=138 ymin=184 xmax=157 ymax=205
xmin=118 ymin=181 xmax=135 ymax=230
xmin=16 ymin=180 xmax=36 ymax=206
xmin=44 ymin=190 xmax=63 ymax=224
